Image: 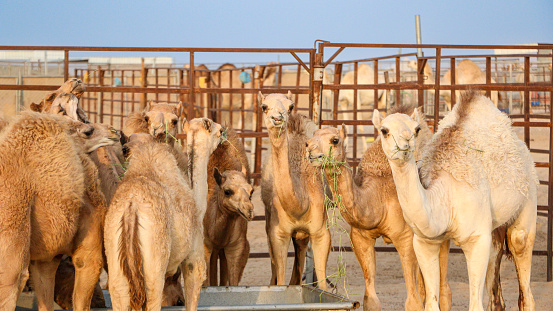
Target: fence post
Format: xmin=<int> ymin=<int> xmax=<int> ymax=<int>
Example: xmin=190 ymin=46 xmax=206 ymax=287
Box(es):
xmin=312 ymin=50 xmax=324 ymax=125
xmin=140 ymin=58 xmax=148 ymax=110
xmin=98 ymin=68 xmax=104 ymax=124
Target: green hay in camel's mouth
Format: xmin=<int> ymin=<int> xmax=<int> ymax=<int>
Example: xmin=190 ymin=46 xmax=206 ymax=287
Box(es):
xmin=308 ymin=146 xmax=354 ymax=297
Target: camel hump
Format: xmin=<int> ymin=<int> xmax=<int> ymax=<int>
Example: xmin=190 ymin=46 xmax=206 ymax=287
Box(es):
xmin=287 ymin=113 xmax=317 ymax=138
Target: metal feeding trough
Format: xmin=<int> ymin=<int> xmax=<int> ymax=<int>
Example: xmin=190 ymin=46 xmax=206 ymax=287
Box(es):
xmin=102 ymin=285 xmax=359 ymax=311
xmin=16 ymin=285 xmax=359 ymax=311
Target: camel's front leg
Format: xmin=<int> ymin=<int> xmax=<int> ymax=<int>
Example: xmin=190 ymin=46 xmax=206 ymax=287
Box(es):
xmin=310 ymin=227 xmax=331 ymax=291
xmin=268 ymin=225 xmax=292 ymax=285
xmin=182 ymin=242 xmax=207 ymax=311
xmin=30 ymin=257 xmax=62 ymax=311
xmin=438 ymin=240 xmax=452 ymax=311
xmin=224 ymin=239 xmax=250 ymax=286
xmin=350 ymin=228 xmax=380 ymax=311
xmin=461 ymin=233 xmax=492 ymax=311
xmin=485 ymin=227 xmax=506 ymax=311
xmin=412 ymin=235 xmax=441 ymax=311
xmin=393 ymin=232 xmax=424 ymax=311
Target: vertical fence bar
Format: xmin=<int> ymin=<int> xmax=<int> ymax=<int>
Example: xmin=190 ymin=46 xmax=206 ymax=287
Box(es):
xmin=486 ymin=57 xmax=492 ymax=99
xmin=395 ymin=56 xmax=401 ymax=107
xmin=417 ymin=59 xmax=425 ymax=112
xmin=333 ymin=63 xmax=342 ymax=121
xmin=98 ymin=68 xmax=104 ymax=124
xmin=188 ymin=52 xmax=195 ymax=119
xmin=64 ymin=50 xmax=69 ymax=81
xmin=548 ymin=56 xmax=553 ymax=282
xmin=524 ymin=57 xmax=530 ymax=147
xmin=434 ymin=48 xmax=441 ymax=130
xmin=451 ymin=58 xmax=456 ymax=108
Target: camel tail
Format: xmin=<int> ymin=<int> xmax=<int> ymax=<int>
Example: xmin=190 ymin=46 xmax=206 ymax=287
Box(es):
xmin=118 ymin=201 xmax=146 ymax=310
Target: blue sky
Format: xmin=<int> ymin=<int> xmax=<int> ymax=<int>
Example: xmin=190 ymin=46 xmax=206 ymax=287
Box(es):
xmin=0 ymin=0 xmax=551 ymax=64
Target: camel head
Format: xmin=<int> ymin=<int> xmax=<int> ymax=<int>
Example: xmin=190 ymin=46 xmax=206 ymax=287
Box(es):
xmin=69 ymin=122 xmax=120 ymax=153
xmin=143 ymin=102 xmax=183 ymax=143
xmin=258 ymin=91 xmax=294 ymax=131
xmin=31 ymin=78 xmax=89 ymax=123
xmin=47 ymin=93 xmax=83 ymax=122
xmin=306 ymin=125 xmax=347 ymax=167
xmin=161 ymin=268 xmax=185 ymax=307
xmin=183 ymin=118 xmax=224 ymax=156
xmin=121 ymin=133 xmax=155 ymax=159
xmin=373 ymin=108 xmax=422 ymax=165
xmin=59 ymin=78 xmax=86 ymax=98
xmin=213 ymin=167 xmax=254 ymax=221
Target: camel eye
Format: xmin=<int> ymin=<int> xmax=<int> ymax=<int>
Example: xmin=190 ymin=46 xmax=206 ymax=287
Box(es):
xmin=380 ymin=128 xmax=389 ymax=136
xmin=261 ymin=105 xmax=268 ymax=112
xmin=224 ymin=189 xmax=234 ymax=196
xmin=172 ymin=119 xmax=178 ymax=126
xmin=144 ymin=116 xmax=150 ymax=122
xmin=415 ymin=126 xmax=421 ymax=136
xmin=331 ymin=138 xmax=339 ymax=145
xmin=288 ymin=104 xmax=295 ymax=112
xmin=84 ymin=128 xmax=94 ymax=137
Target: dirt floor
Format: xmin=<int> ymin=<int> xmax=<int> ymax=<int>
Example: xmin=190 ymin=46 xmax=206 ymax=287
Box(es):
xmin=239 ymin=123 xmax=553 ymax=310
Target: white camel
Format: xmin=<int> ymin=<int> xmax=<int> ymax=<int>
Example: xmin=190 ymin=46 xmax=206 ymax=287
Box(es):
xmin=373 ymin=91 xmax=537 ymax=311
xmin=408 ymin=59 xmax=499 ymax=111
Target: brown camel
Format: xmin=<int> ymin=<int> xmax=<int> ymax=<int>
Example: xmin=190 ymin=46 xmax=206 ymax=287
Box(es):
xmin=306 ymin=106 xmax=452 ymax=311
xmin=31 ymin=78 xmax=88 ymax=123
xmin=0 ymin=112 xmax=118 ymax=311
xmin=260 ymin=91 xmax=331 ymax=289
xmin=203 ymin=127 xmax=253 ymax=286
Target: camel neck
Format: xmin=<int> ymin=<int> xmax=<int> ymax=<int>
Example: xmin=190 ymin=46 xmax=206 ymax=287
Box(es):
xmin=268 ymin=127 xmax=305 ymax=217
xmin=388 ymin=158 xmax=448 ymax=239
xmin=189 ymin=151 xmax=210 ymax=219
xmin=323 ymin=159 xmax=381 ymax=229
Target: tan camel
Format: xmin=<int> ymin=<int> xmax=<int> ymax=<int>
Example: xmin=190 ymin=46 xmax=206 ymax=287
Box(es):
xmin=373 ymin=91 xmax=537 ymax=310
xmin=260 ymin=91 xmax=331 ymax=289
xmin=53 ymin=256 xmax=106 ymax=309
xmin=31 ymin=78 xmax=88 ymax=123
xmin=204 ymin=127 xmax=253 ymax=285
xmin=106 ymin=118 xmax=223 ymax=311
xmin=408 ymin=59 xmax=499 ymax=110
xmin=306 ymin=106 xmax=452 ymax=311
xmin=0 ymin=112 xmax=118 ymax=311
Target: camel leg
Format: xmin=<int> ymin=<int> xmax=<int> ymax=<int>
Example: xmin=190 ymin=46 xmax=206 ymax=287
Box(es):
xmin=203 ymin=245 xmax=213 ymax=286
xmin=268 ymin=227 xmax=292 ymax=286
xmin=0 ymin=234 xmax=30 ymax=310
xmin=289 ymin=237 xmax=309 ymax=285
xmin=219 ymin=250 xmax=229 ymax=286
xmin=412 ymin=235 xmax=441 ymax=311
xmin=30 ymin=257 xmax=62 ymax=311
xmin=143 ymin=263 xmax=165 ymax=311
xmin=310 ymin=228 xmax=331 ymax=291
xmin=350 ymin=228 xmax=380 ymax=311
xmin=181 ymin=247 xmax=206 ymax=311
xmin=485 ymin=227 xmax=506 ymax=311
xmin=438 ymin=240 xmax=452 ymax=311
xmin=225 ymin=240 xmax=250 ymax=286
xmin=461 ymin=232 xmax=492 ymax=311
xmin=506 ymin=200 xmax=536 ymax=311
xmin=394 ymin=233 xmax=424 ymax=311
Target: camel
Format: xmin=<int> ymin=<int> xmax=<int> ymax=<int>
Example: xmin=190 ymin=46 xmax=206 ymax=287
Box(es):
xmin=260 ymin=91 xmax=331 ymax=289
xmin=408 ymin=59 xmax=499 ymax=111
xmin=106 ymin=117 xmax=223 ymax=311
xmin=373 ymin=91 xmax=537 ymax=310
xmin=31 ymin=78 xmax=89 ymax=123
xmin=0 ymin=112 xmax=119 ymax=311
xmin=204 ymin=127 xmax=253 ymax=286
xmin=305 ymin=106 xmax=452 ymax=311
xmin=53 ymin=256 xmax=106 ymax=309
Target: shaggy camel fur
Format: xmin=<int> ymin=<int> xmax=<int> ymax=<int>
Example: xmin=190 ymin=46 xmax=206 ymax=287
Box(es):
xmin=31 ymin=78 xmax=88 ymax=123
xmin=0 ymin=112 xmax=119 ymax=311
xmin=306 ymin=107 xmax=452 ymax=311
xmin=373 ymin=91 xmax=537 ymax=311
xmin=408 ymin=59 xmax=499 ymax=110
xmin=204 ymin=127 xmax=253 ymax=285
xmin=106 ymin=118 xmax=223 ymax=311
xmin=260 ymin=91 xmax=331 ymax=289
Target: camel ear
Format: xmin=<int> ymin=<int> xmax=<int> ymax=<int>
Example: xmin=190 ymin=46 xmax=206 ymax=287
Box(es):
xmin=241 ymin=165 xmax=247 ymax=177
xmin=372 ymin=110 xmax=383 ymax=130
xmin=411 ymin=107 xmax=423 ymax=123
xmin=258 ymin=91 xmax=266 ymax=103
xmin=119 ymin=130 xmax=129 ymax=146
xmin=45 ymin=92 xmax=57 ymax=103
xmin=339 ymin=124 xmax=347 ymax=140
xmin=213 ymin=168 xmax=223 ymax=186
xmin=145 ymin=100 xmax=154 ymax=112
xmin=30 ymin=102 xmax=43 ymax=112
xmin=286 ymin=90 xmax=293 ymax=100
xmin=176 ymin=101 xmax=184 ymax=120
xmin=202 ymin=118 xmax=212 ymax=132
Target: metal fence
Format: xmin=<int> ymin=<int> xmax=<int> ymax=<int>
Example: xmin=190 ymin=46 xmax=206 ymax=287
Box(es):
xmin=0 ymin=43 xmax=551 ymax=282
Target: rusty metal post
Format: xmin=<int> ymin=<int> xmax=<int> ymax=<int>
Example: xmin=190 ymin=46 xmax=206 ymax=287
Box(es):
xmin=64 ymin=50 xmax=69 ymax=81
xmin=434 ymin=48 xmax=441 ymax=131
xmin=188 ymin=52 xmax=195 ymax=119
xmin=417 ymin=58 xmax=426 ymax=112
xmin=524 ymin=57 xmax=530 ymax=147
xmin=395 ymin=56 xmax=401 ymax=106
xmin=486 ymin=57 xmax=492 ymax=99
xmin=312 ymin=49 xmax=324 ymax=125
xmin=333 ymin=63 xmax=343 ymax=121
xmin=544 ymin=58 xmax=553 ymax=282
xmin=450 ymin=58 xmax=456 ymax=108
xmin=140 ymin=58 xmax=148 ymax=110
xmin=98 ymin=68 xmax=104 ymax=123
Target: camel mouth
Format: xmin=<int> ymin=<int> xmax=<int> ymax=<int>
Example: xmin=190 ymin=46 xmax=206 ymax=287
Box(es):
xmin=307 ymin=153 xmax=324 ymax=166
xmin=237 ymin=208 xmax=254 ymax=221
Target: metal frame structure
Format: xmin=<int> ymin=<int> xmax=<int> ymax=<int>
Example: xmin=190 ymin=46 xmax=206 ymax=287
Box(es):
xmin=0 ymin=43 xmax=551 ymax=282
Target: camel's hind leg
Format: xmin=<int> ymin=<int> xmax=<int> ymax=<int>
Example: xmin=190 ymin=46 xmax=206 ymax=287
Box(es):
xmin=350 ymin=228 xmax=379 ymax=311
xmin=0 ymin=232 xmax=30 ymax=310
xmin=289 ymin=236 xmax=309 ymax=286
xmin=506 ymin=199 xmax=537 ymax=311
xmin=485 ymin=227 xmax=506 ymax=311
xmin=30 ymin=257 xmax=62 ymax=311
